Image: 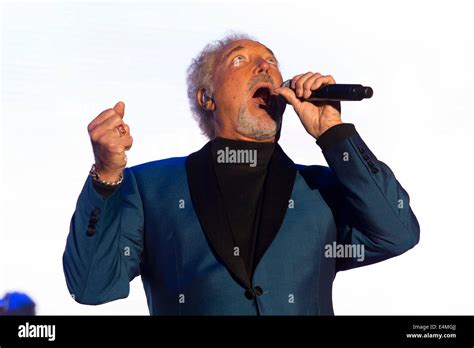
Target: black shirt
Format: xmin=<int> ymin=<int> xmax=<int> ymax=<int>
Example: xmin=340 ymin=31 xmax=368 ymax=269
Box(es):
xmin=211 ymin=137 xmax=275 ymax=278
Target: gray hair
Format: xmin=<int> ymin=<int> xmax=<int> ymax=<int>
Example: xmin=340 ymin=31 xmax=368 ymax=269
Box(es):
xmin=186 ymin=32 xmax=255 ymax=139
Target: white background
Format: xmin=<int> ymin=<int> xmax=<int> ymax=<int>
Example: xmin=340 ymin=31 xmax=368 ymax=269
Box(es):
xmin=1 ymin=0 xmax=473 ymax=315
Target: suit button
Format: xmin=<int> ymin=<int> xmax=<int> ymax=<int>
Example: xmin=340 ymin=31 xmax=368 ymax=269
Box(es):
xmin=244 ymin=289 xmax=255 ymax=300
xmin=91 ymin=207 xmax=100 ymax=216
xmin=86 ymin=226 xmax=96 ymax=237
xmin=362 ymin=153 xmax=370 ymax=161
xmin=367 ymin=160 xmax=375 ymax=167
xmin=371 ymin=167 xmax=379 ymax=174
xmin=89 ymin=215 xmax=99 ymax=224
xmin=255 ymin=286 xmax=263 ymax=296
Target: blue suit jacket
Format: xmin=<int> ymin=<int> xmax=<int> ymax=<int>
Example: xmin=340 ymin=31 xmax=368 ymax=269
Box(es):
xmin=63 ymin=126 xmax=419 ymax=315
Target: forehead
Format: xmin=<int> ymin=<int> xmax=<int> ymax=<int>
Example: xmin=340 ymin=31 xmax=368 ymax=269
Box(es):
xmin=218 ymin=39 xmax=276 ymax=60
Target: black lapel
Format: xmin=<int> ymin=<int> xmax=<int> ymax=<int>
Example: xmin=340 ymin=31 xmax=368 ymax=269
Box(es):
xmin=253 ymin=144 xmax=297 ymax=268
xmin=185 ymin=142 xmax=251 ymax=289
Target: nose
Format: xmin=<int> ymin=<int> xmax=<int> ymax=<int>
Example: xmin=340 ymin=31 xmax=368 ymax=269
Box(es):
xmin=253 ymin=57 xmax=271 ymax=75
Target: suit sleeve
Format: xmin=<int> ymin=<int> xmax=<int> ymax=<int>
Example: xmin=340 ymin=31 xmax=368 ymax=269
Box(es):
xmin=63 ymin=167 xmax=144 ymax=305
xmin=317 ymin=123 xmax=420 ymax=271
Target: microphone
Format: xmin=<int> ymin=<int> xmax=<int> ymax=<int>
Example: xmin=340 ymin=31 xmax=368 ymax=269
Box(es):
xmin=281 ymin=80 xmax=373 ymax=102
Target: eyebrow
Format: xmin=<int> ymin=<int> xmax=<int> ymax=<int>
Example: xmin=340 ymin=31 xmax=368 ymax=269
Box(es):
xmin=222 ymin=45 xmax=278 ymax=64
xmin=222 ymin=45 xmax=246 ymax=62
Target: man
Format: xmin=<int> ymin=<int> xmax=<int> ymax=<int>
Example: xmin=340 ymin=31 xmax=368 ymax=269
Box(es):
xmin=63 ymin=33 xmax=420 ymax=315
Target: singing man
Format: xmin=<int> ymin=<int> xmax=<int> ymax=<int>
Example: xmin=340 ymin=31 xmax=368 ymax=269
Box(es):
xmin=63 ymin=33 xmax=420 ymax=315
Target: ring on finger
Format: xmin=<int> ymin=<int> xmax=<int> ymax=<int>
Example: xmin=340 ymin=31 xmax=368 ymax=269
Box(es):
xmin=116 ymin=124 xmax=127 ymax=137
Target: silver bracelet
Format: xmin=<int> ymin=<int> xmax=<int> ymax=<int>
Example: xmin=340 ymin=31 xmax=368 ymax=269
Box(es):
xmin=89 ymin=164 xmax=124 ymax=186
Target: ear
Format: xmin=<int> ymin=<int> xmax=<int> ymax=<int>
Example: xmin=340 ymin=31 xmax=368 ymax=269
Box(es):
xmin=197 ymin=88 xmax=216 ymax=111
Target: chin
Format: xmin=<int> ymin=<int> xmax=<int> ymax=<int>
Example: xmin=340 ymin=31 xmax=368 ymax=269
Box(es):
xmin=236 ymin=106 xmax=281 ymax=140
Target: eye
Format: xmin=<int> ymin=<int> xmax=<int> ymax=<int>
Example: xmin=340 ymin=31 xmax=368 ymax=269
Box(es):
xmin=267 ymin=57 xmax=277 ymax=65
xmin=232 ymin=55 xmax=245 ymax=66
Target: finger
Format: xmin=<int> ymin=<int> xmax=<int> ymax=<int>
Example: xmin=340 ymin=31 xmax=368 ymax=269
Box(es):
xmin=89 ymin=116 xmax=124 ymax=142
xmin=88 ymin=108 xmax=117 ymax=133
xmin=96 ymin=133 xmax=131 ymax=154
xmin=113 ymin=101 xmax=125 ymax=118
xmin=295 ymin=72 xmax=315 ymax=98
xmin=303 ymin=73 xmax=323 ymax=99
xmin=274 ymin=86 xmax=301 ymax=109
xmin=116 ymin=134 xmax=133 ymax=151
xmin=100 ymin=114 xmax=127 ymax=133
xmin=311 ymin=75 xmax=336 ymax=91
xmin=87 ymin=101 xmax=125 ymax=133
xmin=123 ymin=135 xmax=133 ymax=151
xmin=121 ymin=123 xmax=130 ymax=135
xmin=290 ymin=74 xmax=305 ymax=90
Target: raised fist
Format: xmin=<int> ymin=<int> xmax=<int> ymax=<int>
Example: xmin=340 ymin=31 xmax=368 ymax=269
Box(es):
xmin=87 ymin=101 xmax=133 ymax=182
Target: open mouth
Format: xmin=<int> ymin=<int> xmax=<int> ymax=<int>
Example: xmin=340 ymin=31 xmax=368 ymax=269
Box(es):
xmin=251 ymin=83 xmax=274 ymax=107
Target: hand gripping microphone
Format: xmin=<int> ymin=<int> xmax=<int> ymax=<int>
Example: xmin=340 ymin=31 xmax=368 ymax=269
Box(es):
xmin=281 ymin=80 xmax=373 ymax=102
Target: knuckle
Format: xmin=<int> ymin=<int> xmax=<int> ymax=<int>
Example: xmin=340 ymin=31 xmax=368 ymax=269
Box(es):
xmin=104 ymin=140 xmax=115 ymax=149
xmin=97 ymin=133 xmax=109 ymax=144
xmin=90 ymin=130 xmax=100 ymax=142
xmin=291 ymin=75 xmax=302 ymax=88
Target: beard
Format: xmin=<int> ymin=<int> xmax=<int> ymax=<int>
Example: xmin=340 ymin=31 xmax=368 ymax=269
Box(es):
xmin=236 ymin=104 xmax=281 ymax=140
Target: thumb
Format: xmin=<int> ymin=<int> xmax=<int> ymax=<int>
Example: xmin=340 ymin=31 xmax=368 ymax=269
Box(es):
xmin=274 ymin=87 xmax=301 ymax=109
xmin=113 ymin=101 xmax=125 ymax=118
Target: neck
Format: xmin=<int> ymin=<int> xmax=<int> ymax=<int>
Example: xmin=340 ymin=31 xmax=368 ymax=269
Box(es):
xmin=215 ymin=130 xmax=276 ymax=143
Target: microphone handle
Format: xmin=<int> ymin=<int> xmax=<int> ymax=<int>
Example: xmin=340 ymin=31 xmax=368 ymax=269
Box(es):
xmin=281 ymin=80 xmax=373 ymax=102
